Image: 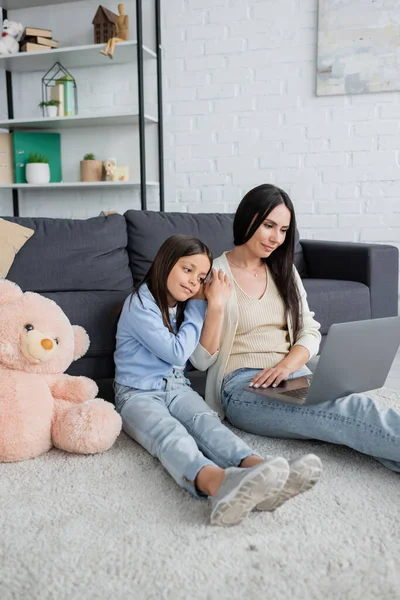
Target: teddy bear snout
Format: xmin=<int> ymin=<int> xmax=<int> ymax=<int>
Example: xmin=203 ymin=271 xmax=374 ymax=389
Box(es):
xmin=41 ymin=338 xmax=53 ymax=351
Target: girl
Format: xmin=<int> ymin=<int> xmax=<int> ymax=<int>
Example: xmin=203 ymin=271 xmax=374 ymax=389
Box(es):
xmin=114 ymin=234 xmax=321 ymax=526
xmin=191 ymin=183 xmax=400 ymax=474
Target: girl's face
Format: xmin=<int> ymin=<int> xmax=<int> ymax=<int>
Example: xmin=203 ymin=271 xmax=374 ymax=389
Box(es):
xmin=166 ymin=253 xmax=210 ymax=306
xmin=246 ymin=204 xmax=291 ymax=258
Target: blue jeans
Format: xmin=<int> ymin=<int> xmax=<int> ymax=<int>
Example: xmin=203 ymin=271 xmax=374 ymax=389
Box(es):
xmin=114 ymin=370 xmax=256 ymax=497
xmin=221 ymin=367 xmax=400 ymax=473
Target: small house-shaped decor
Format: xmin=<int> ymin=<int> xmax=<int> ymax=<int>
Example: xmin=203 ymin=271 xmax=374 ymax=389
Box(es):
xmin=92 ymin=5 xmax=118 ymax=44
xmin=42 ymin=62 xmax=78 ymax=117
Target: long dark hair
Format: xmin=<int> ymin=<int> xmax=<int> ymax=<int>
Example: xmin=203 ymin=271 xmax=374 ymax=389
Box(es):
xmin=233 ymin=184 xmax=302 ymax=338
xmin=133 ymin=234 xmax=213 ymax=333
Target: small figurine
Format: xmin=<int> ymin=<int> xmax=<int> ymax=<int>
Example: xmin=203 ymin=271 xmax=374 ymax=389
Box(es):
xmin=0 ymin=20 xmax=24 ymax=56
xmin=100 ymin=4 xmax=129 ymax=59
xmin=104 ymin=158 xmax=129 ymax=181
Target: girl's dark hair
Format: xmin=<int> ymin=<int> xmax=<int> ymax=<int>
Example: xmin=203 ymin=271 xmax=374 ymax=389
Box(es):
xmin=233 ymin=184 xmax=302 ymax=338
xmin=133 ymin=234 xmax=213 ymax=333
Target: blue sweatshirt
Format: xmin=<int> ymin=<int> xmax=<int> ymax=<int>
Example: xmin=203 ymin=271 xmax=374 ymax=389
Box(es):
xmin=114 ymin=284 xmax=207 ymax=390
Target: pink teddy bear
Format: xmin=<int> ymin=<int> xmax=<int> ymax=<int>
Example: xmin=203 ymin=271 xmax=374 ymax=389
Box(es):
xmin=0 ymin=279 xmax=122 ymax=462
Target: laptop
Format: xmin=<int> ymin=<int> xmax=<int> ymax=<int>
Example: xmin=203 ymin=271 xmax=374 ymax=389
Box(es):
xmin=245 ymin=316 xmax=400 ymax=406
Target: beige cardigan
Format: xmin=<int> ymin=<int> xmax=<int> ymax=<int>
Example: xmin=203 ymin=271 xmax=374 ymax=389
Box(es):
xmin=190 ymin=253 xmax=321 ymax=419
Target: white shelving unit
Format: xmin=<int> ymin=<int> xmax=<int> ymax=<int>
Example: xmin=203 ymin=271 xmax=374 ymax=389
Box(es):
xmin=0 ymin=181 xmax=159 ymax=189
xmin=1 ymin=0 xmax=164 ymax=215
xmin=3 ymin=0 xmax=84 ymax=8
xmin=0 ymin=112 xmax=158 ymax=130
xmin=0 ymin=41 xmax=156 ymax=73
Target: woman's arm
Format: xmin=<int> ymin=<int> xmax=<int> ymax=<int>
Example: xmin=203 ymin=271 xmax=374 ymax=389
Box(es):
xmin=249 ymin=345 xmax=310 ymax=389
xmin=250 ymin=267 xmax=321 ymax=389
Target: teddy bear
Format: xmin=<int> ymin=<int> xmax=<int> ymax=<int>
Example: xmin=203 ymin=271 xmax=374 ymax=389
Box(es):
xmin=0 ymin=20 xmax=24 ymax=56
xmin=0 ymin=279 xmax=122 ymax=462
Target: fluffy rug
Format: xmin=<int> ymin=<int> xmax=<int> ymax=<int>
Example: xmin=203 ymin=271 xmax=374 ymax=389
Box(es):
xmin=1 ymin=388 xmax=400 ymax=600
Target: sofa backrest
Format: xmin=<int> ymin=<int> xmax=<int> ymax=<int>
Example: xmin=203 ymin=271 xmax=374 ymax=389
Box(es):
xmin=125 ymin=210 xmax=306 ymax=281
xmin=3 ymin=215 xmax=133 ymax=380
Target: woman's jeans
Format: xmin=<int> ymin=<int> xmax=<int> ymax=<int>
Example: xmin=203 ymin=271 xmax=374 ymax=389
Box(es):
xmin=114 ymin=370 xmax=256 ymax=497
xmin=221 ymin=367 xmax=400 ymax=473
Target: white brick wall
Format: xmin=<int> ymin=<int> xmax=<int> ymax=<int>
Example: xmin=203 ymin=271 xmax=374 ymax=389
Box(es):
xmin=163 ymin=0 xmax=400 ymax=268
xmin=1 ymin=0 xmax=399 ymax=283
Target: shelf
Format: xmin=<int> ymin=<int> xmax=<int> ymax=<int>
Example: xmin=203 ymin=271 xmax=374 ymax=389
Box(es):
xmin=0 ymin=112 xmax=158 ymax=131
xmin=3 ymin=0 xmax=85 ymax=7
xmin=0 ymin=181 xmax=159 ymax=190
xmin=0 ymin=41 xmax=156 ymax=73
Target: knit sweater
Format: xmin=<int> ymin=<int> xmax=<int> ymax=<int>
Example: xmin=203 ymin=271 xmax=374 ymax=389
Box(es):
xmin=225 ymin=268 xmax=290 ymax=375
xmin=189 ymin=252 xmax=321 ymax=418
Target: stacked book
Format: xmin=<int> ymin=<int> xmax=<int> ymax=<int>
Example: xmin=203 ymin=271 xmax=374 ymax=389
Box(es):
xmin=19 ymin=27 xmax=59 ymax=53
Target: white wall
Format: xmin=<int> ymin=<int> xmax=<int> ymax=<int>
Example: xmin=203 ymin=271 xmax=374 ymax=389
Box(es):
xmin=1 ymin=0 xmax=400 ymax=264
xmin=162 ymin=0 xmax=400 ymax=259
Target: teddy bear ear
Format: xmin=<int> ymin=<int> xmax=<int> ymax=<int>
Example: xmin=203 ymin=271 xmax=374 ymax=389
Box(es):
xmin=73 ymin=325 xmax=90 ymax=360
xmin=3 ymin=20 xmax=9 ymax=27
xmin=0 ymin=279 xmax=23 ymax=305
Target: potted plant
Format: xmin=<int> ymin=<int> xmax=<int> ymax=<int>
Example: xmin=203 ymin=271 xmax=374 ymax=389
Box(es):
xmin=80 ymin=153 xmax=103 ymax=182
xmin=26 ymin=153 xmax=50 ymax=184
xmin=38 ymin=100 xmax=61 ymax=118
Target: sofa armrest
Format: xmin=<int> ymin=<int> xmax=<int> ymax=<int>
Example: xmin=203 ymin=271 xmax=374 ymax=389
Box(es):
xmin=300 ymin=240 xmax=399 ymax=318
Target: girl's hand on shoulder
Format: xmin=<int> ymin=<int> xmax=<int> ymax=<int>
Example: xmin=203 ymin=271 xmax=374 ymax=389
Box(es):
xmin=204 ymin=269 xmax=232 ymax=309
xmin=249 ymin=364 xmax=292 ymax=389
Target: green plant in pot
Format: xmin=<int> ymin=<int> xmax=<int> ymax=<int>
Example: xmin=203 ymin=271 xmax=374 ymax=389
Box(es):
xmin=26 ymin=153 xmax=51 ymax=185
xmin=80 ymin=153 xmax=103 ymax=183
xmin=38 ymin=99 xmax=61 ymax=118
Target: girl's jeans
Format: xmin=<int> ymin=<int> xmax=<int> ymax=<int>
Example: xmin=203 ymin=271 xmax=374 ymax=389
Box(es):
xmin=221 ymin=367 xmax=400 ymax=473
xmin=114 ymin=370 xmax=256 ymax=497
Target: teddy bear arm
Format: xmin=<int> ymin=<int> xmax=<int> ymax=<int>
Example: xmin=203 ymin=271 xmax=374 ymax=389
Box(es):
xmin=46 ymin=374 xmax=98 ymax=403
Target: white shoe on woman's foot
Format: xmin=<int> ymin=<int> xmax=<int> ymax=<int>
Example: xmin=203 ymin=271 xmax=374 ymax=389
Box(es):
xmin=210 ymin=458 xmax=289 ymax=527
xmin=255 ymin=454 xmax=322 ymax=512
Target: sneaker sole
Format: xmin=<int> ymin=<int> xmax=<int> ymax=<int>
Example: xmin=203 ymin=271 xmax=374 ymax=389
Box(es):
xmin=210 ymin=458 xmax=289 ymax=527
xmin=256 ymin=454 xmax=322 ymax=512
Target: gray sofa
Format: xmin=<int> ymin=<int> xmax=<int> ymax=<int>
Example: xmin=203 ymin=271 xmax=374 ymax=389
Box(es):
xmin=4 ymin=210 xmax=399 ymax=400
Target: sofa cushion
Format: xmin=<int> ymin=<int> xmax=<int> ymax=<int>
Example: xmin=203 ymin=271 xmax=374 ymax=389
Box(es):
xmin=303 ymin=279 xmax=371 ymax=335
xmin=41 ymin=290 xmax=128 ymax=379
xmin=3 ymin=214 xmax=133 ymax=293
xmin=125 ymin=210 xmax=306 ymax=281
xmin=0 ymin=218 xmax=34 ymax=278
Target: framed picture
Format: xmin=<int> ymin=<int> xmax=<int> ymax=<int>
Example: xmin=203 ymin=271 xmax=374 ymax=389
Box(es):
xmin=317 ymin=0 xmax=400 ymax=96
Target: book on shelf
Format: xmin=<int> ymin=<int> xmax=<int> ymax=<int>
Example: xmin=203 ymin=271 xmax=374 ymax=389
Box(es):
xmin=21 ymin=35 xmax=59 ymax=48
xmin=50 ymin=85 xmax=64 ymax=117
xmin=20 ymin=42 xmax=52 ymax=53
xmin=0 ymin=134 xmax=14 ymax=184
xmin=13 ymin=132 xmax=62 ymax=184
xmin=24 ymin=27 xmax=52 ymax=38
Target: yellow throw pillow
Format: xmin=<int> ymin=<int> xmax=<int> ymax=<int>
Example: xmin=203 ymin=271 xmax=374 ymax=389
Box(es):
xmin=0 ymin=218 xmax=35 ymax=278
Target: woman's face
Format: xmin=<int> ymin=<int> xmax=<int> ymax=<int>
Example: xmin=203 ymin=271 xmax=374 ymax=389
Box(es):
xmin=246 ymin=204 xmax=291 ymax=258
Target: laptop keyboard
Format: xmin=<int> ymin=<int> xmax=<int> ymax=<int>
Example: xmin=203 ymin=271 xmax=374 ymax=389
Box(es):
xmin=282 ymin=388 xmax=308 ymax=399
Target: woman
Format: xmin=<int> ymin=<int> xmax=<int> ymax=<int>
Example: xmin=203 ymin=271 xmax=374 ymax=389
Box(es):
xmin=191 ymin=183 xmax=400 ymax=473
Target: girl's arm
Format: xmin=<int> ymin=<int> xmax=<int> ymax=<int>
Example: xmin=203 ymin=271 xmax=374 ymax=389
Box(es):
xmin=199 ymin=269 xmax=231 ymax=355
xmin=190 ymin=269 xmax=231 ymax=371
xmin=125 ymin=294 xmax=207 ymax=366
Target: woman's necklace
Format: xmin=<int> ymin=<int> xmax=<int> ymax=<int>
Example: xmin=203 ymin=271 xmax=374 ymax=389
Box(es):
xmin=227 ymin=253 xmax=264 ymax=278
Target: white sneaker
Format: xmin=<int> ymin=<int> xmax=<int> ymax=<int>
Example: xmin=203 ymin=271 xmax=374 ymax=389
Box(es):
xmin=255 ymin=453 xmax=322 ymax=512
xmin=210 ymin=458 xmax=290 ymax=527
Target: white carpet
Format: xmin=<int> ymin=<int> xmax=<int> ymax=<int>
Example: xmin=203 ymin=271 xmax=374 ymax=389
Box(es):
xmin=1 ymin=388 xmax=400 ymax=600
